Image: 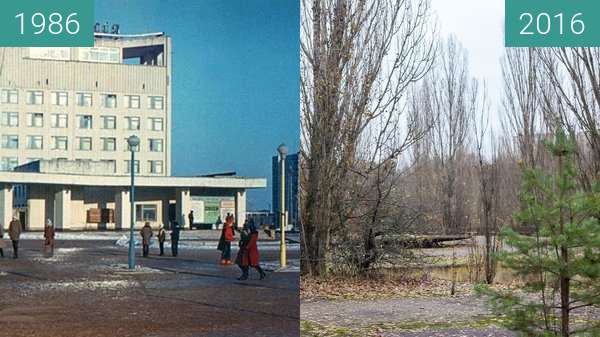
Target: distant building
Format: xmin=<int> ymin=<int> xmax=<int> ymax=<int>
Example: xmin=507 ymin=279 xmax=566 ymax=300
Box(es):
xmin=272 ymin=152 xmax=299 ymax=229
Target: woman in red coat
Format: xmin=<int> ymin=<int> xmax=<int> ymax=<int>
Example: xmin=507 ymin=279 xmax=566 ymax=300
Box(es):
xmin=236 ymin=219 xmax=266 ymax=280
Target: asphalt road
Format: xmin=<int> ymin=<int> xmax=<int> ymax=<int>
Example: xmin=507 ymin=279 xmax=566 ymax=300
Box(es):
xmin=0 ymin=239 xmax=300 ymax=337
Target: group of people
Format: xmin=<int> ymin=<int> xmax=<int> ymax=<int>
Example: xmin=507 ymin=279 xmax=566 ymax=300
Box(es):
xmin=0 ymin=217 xmax=56 ymax=259
xmin=139 ymin=214 xmax=266 ymax=280
xmin=217 ymin=214 xmax=266 ymax=281
xmin=139 ymin=221 xmax=180 ymax=257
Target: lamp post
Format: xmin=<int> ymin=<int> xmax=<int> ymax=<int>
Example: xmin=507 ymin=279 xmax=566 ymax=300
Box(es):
xmin=127 ymin=135 xmax=140 ymax=270
xmin=277 ymin=143 xmax=288 ymax=268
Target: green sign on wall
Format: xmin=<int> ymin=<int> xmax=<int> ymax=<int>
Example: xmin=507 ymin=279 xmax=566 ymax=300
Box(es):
xmin=505 ymin=0 xmax=600 ymax=47
xmin=0 ymin=0 xmax=94 ymax=47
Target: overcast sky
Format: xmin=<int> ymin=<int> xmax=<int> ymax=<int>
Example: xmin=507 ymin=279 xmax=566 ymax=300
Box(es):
xmin=430 ymin=0 xmax=505 ymax=127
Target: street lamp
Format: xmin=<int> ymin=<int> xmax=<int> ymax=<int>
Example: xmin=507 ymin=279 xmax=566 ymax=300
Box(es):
xmin=127 ymin=135 xmax=140 ymax=270
xmin=277 ymin=143 xmax=288 ymax=268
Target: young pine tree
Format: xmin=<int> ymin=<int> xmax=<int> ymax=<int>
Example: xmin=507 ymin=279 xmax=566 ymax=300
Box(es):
xmin=478 ymin=131 xmax=600 ymax=337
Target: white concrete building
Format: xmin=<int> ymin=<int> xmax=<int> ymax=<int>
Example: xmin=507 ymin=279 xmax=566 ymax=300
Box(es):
xmin=0 ymin=32 xmax=266 ymax=231
xmin=0 ymin=32 xmax=172 ymax=175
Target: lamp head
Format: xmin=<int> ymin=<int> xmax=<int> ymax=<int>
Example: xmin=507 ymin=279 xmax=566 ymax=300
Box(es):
xmin=277 ymin=143 xmax=288 ymax=157
xmin=127 ymin=135 xmax=140 ymax=149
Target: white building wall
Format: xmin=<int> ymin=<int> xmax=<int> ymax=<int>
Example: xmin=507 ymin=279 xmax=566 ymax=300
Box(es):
xmin=0 ymin=36 xmax=172 ymax=176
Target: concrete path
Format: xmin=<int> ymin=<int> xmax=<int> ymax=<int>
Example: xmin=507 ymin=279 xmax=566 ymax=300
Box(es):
xmin=301 ymin=297 xmax=515 ymax=336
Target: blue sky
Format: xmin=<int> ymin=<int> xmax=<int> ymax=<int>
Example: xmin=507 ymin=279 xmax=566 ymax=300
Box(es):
xmin=96 ymin=0 xmax=300 ymax=210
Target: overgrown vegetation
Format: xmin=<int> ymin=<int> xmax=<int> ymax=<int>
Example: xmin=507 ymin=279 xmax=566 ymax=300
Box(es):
xmin=478 ymin=132 xmax=600 ymax=337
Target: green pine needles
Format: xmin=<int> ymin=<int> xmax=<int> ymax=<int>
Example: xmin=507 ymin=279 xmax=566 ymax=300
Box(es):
xmin=477 ymin=131 xmax=600 ymax=337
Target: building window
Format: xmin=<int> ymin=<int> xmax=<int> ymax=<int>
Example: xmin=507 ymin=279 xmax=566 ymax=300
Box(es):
xmin=27 ymin=113 xmax=44 ymax=127
xmin=101 ymin=94 xmax=117 ymax=108
xmin=76 ymin=93 xmax=93 ymax=107
xmin=149 ymin=139 xmax=163 ymax=152
xmin=102 ymin=137 xmax=116 ymax=151
xmin=51 ymin=92 xmax=68 ymax=106
xmin=26 ymin=135 xmax=43 ymax=150
xmin=125 ymin=138 xmax=140 ymax=152
xmin=125 ymin=117 xmax=140 ymax=130
xmin=51 ymin=113 xmax=68 ymax=128
xmin=52 ymin=136 xmax=68 ymax=150
xmin=78 ymin=115 xmax=93 ymax=129
xmin=125 ymin=160 xmax=140 ymax=174
xmin=148 ymin=96 xmax=164 ymax=110
xmin=0 ymin=89 xmax=18 ymax=104
xmin=77 ymin=137 xmax=92 ymax=151
xmin=148 ymin=117 xmax=164 ymax=131
xmin=1 ymin=135 xmax=18 ymax=149
xmin=136 ymin=204 xmax=157 ymax=222
xmin=148 ymin=160 xmax=163 ymax=174
xmin=1 ymin=157 xmax=18 ymax=171
xmin=100 ymin=160 xmax=116 ymax=173
xmin=1 ymin=112 xmax=19 ymax=127
xmin=26 ymin=91 xmax=44 ymax=105
xmin=101 ymin=115 xmax=116 ymax=129
xmin=125 ymin=95 xmax=140 ymax=109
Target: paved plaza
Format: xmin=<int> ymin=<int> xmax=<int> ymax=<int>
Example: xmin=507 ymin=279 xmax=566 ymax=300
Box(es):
xmin=0 ymin=233 xmax=300 ymax=337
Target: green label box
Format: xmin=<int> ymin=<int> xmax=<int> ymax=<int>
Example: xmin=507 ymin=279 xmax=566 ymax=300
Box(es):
xmin=505 ymin=0 xmax=600 ymax=47
xmin=0 ymin=0 xmax=94 ymax=47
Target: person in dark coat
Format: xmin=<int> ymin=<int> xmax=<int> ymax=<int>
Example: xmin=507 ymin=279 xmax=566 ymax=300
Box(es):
xmin=140 ymin=222 xmax=153 ymax=257
xmin=217 ymin=215 xmax=235 ymax=265
xmin=157 ymin=224 xmax=166 ymax=256
xmin=0 ymin=224 xmax=5 ymax=258
xmin=171 ymin=222 xmax=180 ymax=257
xmin=8 ymin=217 xmax=22 ymax=259
xmin=44 ymin=218 xmax=55 ymax=257
xmin=235 ymin=219 xmax=266 ymax=280
xmin=188 ymin=211 xmax=194 ymax=230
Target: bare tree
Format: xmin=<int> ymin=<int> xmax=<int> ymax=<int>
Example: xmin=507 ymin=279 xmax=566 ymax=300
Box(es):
xmin=473 ymin=87 xmax=501 ymax=284
xmin=538 ymin=48 xmax=600 ymax=190
xmin=427 ymin=37 xmax=477 ymax=234
xmin=300 ymin=0 xmax=436 ymax=276
xmin=501 ymin=48 xmax=544 ymax=169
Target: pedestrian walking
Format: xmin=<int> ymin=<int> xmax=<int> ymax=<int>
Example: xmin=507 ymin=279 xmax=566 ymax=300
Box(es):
xmin=217 ymin=215 xmax=235 ymax=265
xmin=8 ymin=216 xmax=22 ymax=259
xmin=157 ymin=224 xmax=166 ymax=256
xmin=43 ymin=218 xmax=55 ymax=257
xmin=140 ymin=222 xmax=153 ymax=257
xmin=235 ymin=219 xmax=266 ymax=281
xmin=0 ymin=224 xmax=5 ymax=258
xmin=188 ymin=210 xmax=194 ymax=230
xmin=171 ymin=221 xmax=180 ymax=257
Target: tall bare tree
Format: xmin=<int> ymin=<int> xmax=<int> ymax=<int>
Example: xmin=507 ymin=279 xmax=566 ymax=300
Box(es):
xmin=427 ymin=37 xmax=477 ymax=234
xmin=538 ymin=48 xmax=600 ymax=190
xmin=300 ymin=0 xmax=436 ymax=276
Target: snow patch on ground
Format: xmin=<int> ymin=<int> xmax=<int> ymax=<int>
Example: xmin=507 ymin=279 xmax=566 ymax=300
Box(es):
xmin=114 ymin=235 xmax=300 ymax=251
xmin=262 ymin=260 xmax=300 ymax=272
xmin=94 ymin=263 xmax=165 ymax=274
xmin=31 ymin=247 xmax=88 ymax=264
xmin=36 ymin=279 xmax=137 ymax=292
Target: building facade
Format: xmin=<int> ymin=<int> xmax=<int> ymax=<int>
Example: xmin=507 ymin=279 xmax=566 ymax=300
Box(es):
xmin=0 ymin=31 xmax=267 ymax=231
xmin=272 ymin=152 xmax=299 ymax=229
xmin=0 ymin=33 xmax=172 ymax=176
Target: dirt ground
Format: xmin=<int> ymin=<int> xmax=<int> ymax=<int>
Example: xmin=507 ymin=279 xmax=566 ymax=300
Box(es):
xmin=0 ymin=239 xmax=300 ymax=337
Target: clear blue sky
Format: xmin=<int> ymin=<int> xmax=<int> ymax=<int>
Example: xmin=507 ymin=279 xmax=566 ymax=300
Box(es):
xmin=96 ymin=0 xmax=300 ymax=210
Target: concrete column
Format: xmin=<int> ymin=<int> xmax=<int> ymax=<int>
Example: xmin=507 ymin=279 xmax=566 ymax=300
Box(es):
xmin=53 ymin=188 xmax=71 ymax=230
xmin=115 ymin=189 xmax=131 ymax=230
xmin=0 ymin=184 xmax=13 ymax=231
xmin=235 ymin=190 xmax=246 ymax=229
xmin=162 ymin=198 xmax=171 ymax=228
xmin=28 ymin=198 xmax=45 ymax=231
xmin=176 ymin=189 xmax=190 ymax=228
